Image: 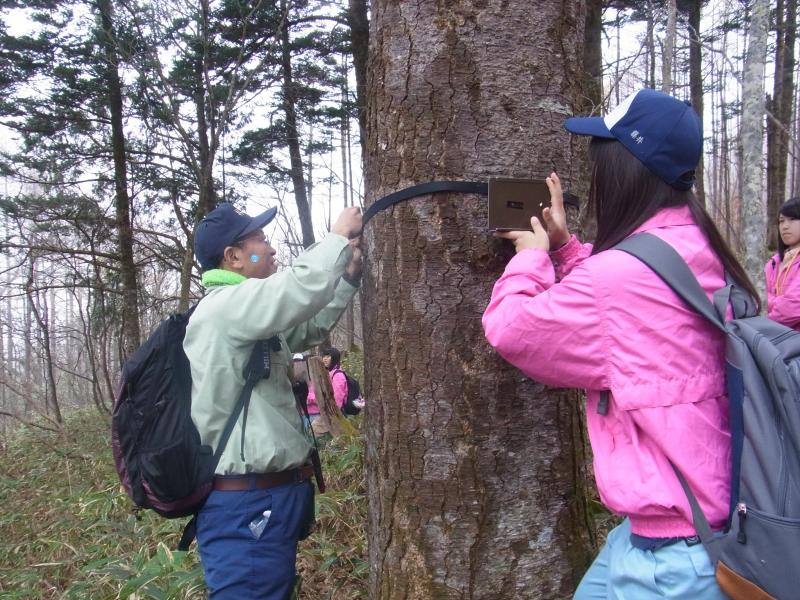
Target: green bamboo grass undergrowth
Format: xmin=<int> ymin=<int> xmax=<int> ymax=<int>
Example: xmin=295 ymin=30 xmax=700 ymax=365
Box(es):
xmin=0 ymin=411 xmax=367 ymax=599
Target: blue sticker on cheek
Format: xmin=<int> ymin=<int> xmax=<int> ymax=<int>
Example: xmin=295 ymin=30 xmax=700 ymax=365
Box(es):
xmin=250 ymin=255 xmax=260 ymax=263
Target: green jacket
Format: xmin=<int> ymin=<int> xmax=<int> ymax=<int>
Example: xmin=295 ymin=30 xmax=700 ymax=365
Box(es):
xmin=184 ymin=233 xmax=356 ymax=475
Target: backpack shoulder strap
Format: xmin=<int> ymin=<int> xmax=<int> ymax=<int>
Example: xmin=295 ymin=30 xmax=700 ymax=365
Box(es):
xmin=614 ymin=233 xmax=726 ymax=332
xmin=669 ymin=461 xmax=719 ymax=560
xmin=331 ymin=367 xmax=348 ymax=385
xmin=213 ymin=339 xmax=267 ymax=467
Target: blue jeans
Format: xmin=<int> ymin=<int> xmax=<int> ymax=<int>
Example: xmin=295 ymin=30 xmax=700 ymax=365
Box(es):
xmin=574 ymin=519 xmax=726 ymax=599
xmin=196 ymin=479 xmax=314 ymax=599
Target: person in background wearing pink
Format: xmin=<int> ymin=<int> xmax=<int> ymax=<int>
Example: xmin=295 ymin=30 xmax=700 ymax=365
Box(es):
xmin=306 ymin=347 xmax=347 ymax=419
xmin=765 ymin=197 xmax=800 ymax=331
xmin=482 ymin=89 xmax=759 ymax=599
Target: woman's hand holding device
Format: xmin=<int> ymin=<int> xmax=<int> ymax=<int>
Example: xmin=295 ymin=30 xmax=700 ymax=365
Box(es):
xmin=543 ymin=172 xmax=571 ymax=249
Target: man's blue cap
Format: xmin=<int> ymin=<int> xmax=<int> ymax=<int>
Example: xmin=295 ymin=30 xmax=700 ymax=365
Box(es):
xmin=194 ymin=203 xmax=277 ymax=270
xmin=564 ymin=89 xmax=702 ymax=190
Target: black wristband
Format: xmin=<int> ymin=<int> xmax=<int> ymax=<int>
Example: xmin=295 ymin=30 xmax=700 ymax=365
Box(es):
xmin=342 ymin=272 xmax=361 ymax=287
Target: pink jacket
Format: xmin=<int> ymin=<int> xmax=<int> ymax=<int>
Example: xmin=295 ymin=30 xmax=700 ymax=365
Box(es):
xmin=764 ymin=253 xmax=800 ymax=331
xmin=306 ymin=368 xmax=347 ymax=415
xmin=483 ymin=206 xmax=730 ymax=538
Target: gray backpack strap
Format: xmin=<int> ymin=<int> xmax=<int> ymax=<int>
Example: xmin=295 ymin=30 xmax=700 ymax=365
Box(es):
xmin=614 ymin=233 xmax=726 ymax=333
xmin=669 ymin=462 xmax=716 ymax=545
xmin=714 ymin=278 xmax=759 ymax=321
xmin=615 ymin=234 xmax=735 ymax=561
xmin=713 ymin=284 xmax=731 ymax=322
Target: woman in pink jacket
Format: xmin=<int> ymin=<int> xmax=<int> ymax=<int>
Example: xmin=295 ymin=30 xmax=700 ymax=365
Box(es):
xmin=483 ymin=90 xmax=759 ymax=599
xmin=306 ymin=347 xmax=348 ymax=418
xmin=765 ymin=197 xmax=800 ymax=331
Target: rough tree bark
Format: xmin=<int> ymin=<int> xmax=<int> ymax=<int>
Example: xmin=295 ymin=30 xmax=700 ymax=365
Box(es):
xmin=363 ymin=2 xmax=595 ymax=598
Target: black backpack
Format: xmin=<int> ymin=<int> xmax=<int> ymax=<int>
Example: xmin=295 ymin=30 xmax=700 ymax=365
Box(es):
xmin=112 ymin=305 xmax=270 ymax=549
xmin=616 ymin=233 xmax=800 ymax=600
xmin=332 ymin=368 xmax=362 ymax=416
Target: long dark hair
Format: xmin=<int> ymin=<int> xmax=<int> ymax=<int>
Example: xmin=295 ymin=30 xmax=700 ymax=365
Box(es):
xmin=778 ymin=197 xmax=800 ymax=261
xmin=588 ymin=139 xmax=760 ymax=309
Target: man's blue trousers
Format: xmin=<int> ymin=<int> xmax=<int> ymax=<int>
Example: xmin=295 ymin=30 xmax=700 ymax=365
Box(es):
xmin=196 ymin=479 xmax=314 ymax=599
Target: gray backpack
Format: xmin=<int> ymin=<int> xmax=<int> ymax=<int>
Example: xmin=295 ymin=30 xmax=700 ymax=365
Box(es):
xmin=616 ymin=233 xmax=800 ymax=600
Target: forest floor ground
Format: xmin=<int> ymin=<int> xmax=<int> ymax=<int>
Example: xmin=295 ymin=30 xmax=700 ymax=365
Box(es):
xmin=0 ymin=410 xmax=367 ymax=599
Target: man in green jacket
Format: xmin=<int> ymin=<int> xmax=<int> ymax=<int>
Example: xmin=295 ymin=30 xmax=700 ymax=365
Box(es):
xmin=185 ymin=202 xmax=362 ymax=599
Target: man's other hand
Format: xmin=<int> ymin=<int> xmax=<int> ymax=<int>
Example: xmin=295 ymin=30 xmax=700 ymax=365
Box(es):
xmin=345 ymin=239 xmax=363 ymax=281
xmin=332 ymin=207 xmax=363 ymax=239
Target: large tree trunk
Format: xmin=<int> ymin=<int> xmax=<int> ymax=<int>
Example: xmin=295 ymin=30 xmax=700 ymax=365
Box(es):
xmin=98 ymin=0 xmax=141 ymax=357
xmin=740 ymin=0 xmax=770 ymax=300
xmin=364 ymin=2 xmax=595 ymax=598
xmin=767 ymin=0 xmax=797 ymax=250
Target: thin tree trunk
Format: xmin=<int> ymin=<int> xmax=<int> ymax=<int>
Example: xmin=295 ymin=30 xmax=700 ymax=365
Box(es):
xmin=661 ymin=0 xmax=677 ymax=92
xmin=615 ymin=11 xmax=621 ymax=105
xmin=178 ymin=241 xmax=194 ymax=312
xmin=364 ymin=2 xmax=594 ymax=597
xmin=793 ymin=59 xmax=800 ymax=196
xmin=766 ymin=0 xmax=797 ymax=250
xmin=26 ymin=265 xmax=62 ymax=424
xmin=280 ymin=0 xmax=315 ymax=248
xmin=24 ymin=287 xmax=33 ymax=416
xmin=583 ymin=0 xmax=603 ymax=114
xmin=740 ymin=0 xmax=770 ymax=300
xmin=347 ymin=0 xmax=368 ymax=149
xmin=195 ymin=0 xmax=217 ymax=219
xmin=0 ymin=292 xmax=5 ymax=425
xmin=722 ymin=82 xmax=734 ymax=245
xmin=341 ymin=63 xmax=351 ymax=208
xmin=5 ymin=298 xmax=14 ymax=388
xmin=97 ymin=0 xmax=141 ymax=357
xmin=580 ymin=0 xmax=603 ymax=241
xmin=687 ymin=0 xmax=706 ymax=206
xmin=346 ymin=104 xmax=355 ymax=208
xmin=327 ymin=133 xmax=334 ymax=229
xmin=647 ymin=2 xmax=656 ymax=88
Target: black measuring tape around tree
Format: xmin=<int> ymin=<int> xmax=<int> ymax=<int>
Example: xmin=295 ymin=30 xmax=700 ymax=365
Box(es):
xmin=361 ymin=180 xmax=579 ymax=226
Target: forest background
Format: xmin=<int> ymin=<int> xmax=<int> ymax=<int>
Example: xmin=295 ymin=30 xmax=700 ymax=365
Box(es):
xmin=0 ymin=0 xmax=797 ymax=598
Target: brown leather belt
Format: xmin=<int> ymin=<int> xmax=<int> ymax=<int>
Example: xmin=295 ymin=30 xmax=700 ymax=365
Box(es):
xmin=213 ymin=464 xmax=315 ymax=491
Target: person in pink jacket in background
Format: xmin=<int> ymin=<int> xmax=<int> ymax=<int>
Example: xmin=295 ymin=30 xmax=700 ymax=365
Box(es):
xmin=765 ymin=197 xmax=800 ymax=331
xmin=482 ymin=89 xmax=759 ymax=599
xmin=306 ymin=347 xmax=348 ymax=420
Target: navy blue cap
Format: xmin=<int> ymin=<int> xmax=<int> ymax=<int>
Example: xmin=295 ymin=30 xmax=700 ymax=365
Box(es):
xmin=564 ymin=89 xmax=702 ymax=190
xmin=194 ymin=203 xmax=277 ymax=270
